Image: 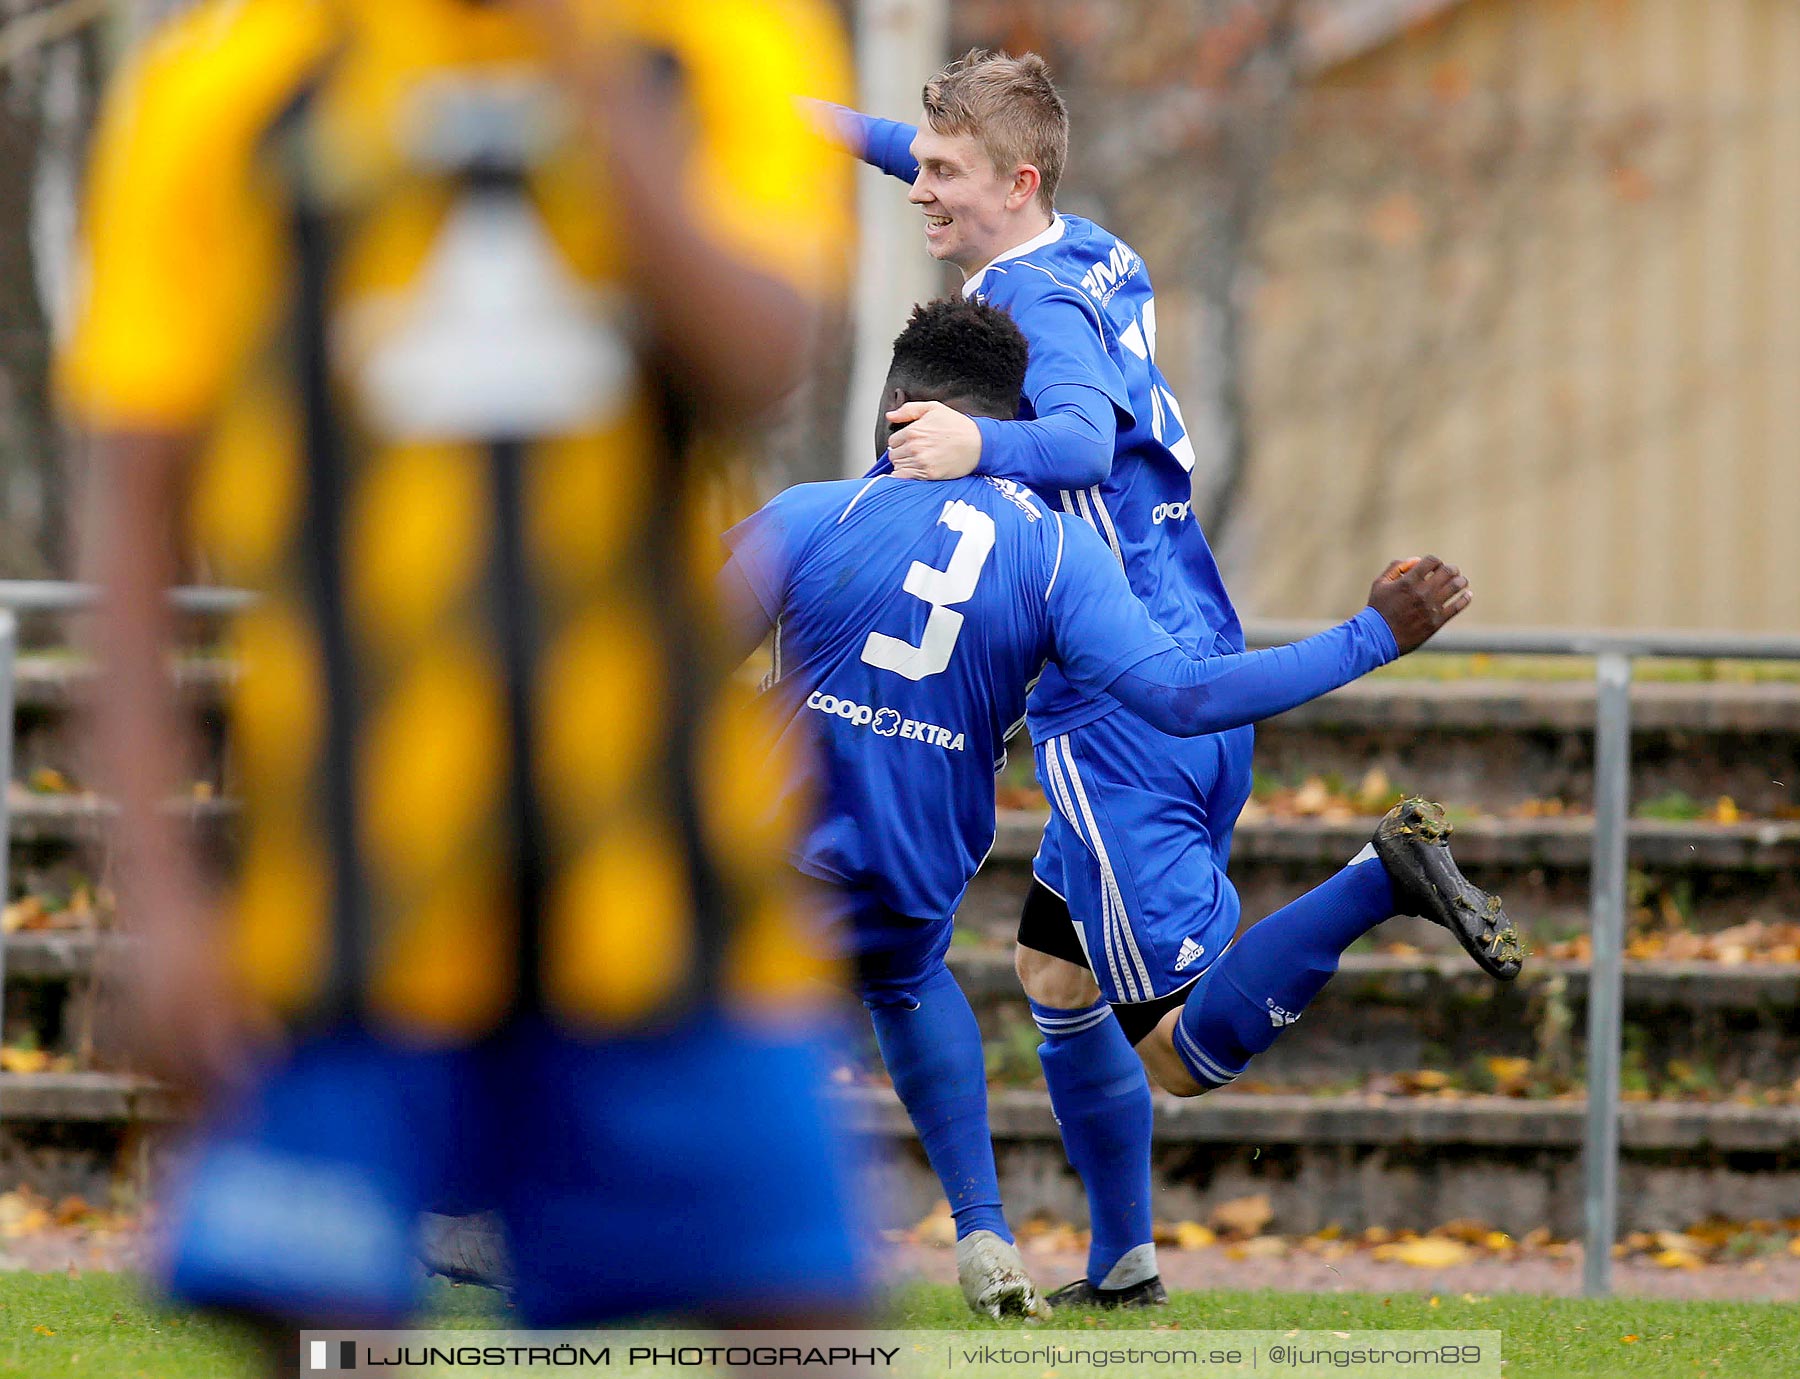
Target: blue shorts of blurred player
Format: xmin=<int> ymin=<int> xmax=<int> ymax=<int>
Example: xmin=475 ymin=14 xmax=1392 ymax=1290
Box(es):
xmin=157 ymin=1010 xmax=875 ymax=1326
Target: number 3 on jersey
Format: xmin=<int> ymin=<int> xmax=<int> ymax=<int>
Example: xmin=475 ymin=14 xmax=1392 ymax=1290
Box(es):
xmin=860 ymin=499 xmax=996 ymax=681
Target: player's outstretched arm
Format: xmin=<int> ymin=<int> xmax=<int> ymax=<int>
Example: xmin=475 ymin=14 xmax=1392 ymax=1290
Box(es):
xmin=1105 ymin=557 xmax=1471 ymax=735
xmin=1049 ymin=521 xmax=1470 ymax=737
xmin=800 ymin=99 xmax=922 ymax=182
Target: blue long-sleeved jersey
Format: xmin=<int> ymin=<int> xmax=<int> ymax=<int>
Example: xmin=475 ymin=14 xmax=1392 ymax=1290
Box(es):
xmin=723 ymin=472 xmax=1396 ymax=922
xmin=840 ymin=108 xmax=1246 ymax=742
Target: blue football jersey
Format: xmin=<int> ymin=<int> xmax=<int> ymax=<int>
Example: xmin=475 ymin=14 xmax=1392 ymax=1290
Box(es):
xmin=725 ymin=472 xmax=1172 ymax=922
xmin=963 ymin=213 xmax=1246 ymax=740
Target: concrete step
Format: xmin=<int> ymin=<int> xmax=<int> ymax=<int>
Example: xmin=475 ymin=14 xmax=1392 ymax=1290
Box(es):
xmin=10 ymin=668 xmax=1800 ymax=821
xmin=10 ymin=936 xmax=1800 ymax=1092
xmin=14 ymin=932 xmax=1799 ymax=1008
xmin=845 ymin=1086 xmax=1800 ymax=1239
xmin=1273 ymin=678 xmax=1800 ymax=736
xmin=0 ymin=1072 xmax=178 ymax=1121
xmin=4 ymin=1070 xmax=1792 ymax=1239
xmin=959 ymin=810 xmax=1800 ymax=943
xmin=943 ymin=948 xmax=1800 ymax=1011
xmin=12 ymin=660 xmax=1793 ymax=731
xmin=845 ymin=1085 xmax=1800 ymax=1154
xmin=4 ymin=792 xmax=236 ymax=846
xmin=982 ymin=810 xmax=1800 ymax=872
xmin=1 ymin=930 xmax=114 ymax=981
xmin=82 ymin=797 xmax=1793 ymax=865
xmin=935 ymin=948 xmax=1800 ymax=1096
xmin=8 ymin=657 xmax=234 ymax=713
xmin=1256 ymin=679 xmax=1800 ymax=818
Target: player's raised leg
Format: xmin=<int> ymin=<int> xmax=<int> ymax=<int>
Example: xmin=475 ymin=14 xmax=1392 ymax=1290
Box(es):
xmin=1142 ymin=800 xmax=1521 ymax=1099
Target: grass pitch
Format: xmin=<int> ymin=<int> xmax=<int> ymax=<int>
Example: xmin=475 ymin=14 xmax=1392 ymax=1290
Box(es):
xmin=3 ymin=1273 xmax=1797 ymax=1378
xmin=891 ymin=1283 xmax=1800 ymax=1378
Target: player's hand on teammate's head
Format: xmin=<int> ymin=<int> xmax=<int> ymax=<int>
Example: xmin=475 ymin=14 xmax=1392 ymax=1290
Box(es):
xmin=1367 ymin=554 xmax=1472 ymax=654
xmin=885 ymin=400 xmax=983 ymax=482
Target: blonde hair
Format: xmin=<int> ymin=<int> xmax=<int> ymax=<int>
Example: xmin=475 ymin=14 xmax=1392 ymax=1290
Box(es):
xmin=922 ymin=49 xmax=1068 ymax=213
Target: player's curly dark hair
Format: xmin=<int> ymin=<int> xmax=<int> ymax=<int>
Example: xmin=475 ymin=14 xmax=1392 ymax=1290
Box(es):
xmin=887 ymin=296 xmax=1029 ymax=418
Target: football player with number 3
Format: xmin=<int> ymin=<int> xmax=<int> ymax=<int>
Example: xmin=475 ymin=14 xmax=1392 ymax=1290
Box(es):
xmin=811 ymin=53 xmax=1521 ymax=1307
xmin=722 ymin=297 xmax=1499 ymax=1319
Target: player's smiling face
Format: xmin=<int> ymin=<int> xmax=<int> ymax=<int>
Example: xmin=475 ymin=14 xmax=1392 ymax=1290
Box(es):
xmin=907 ymin=124 xmax=1042 ymax=277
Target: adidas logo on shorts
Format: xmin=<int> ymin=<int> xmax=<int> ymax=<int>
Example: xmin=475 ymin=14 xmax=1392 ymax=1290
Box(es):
xmin=1174 ymin=937 xmax=1206 ymax=971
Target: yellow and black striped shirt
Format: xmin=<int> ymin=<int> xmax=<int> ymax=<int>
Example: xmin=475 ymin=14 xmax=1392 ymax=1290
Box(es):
xmin=63 ymin=0 xmax=853 ymax=1042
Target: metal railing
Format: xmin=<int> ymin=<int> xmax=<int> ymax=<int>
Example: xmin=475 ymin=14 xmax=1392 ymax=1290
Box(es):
xmin=1249 ymin=619 xmax=1800 ymax=1298
xmin=1 ymin=580 xmax=1798 ymax=1297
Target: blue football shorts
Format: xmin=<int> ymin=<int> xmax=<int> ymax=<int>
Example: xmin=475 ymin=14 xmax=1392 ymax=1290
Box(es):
xmin=829 ymin=888 xmax=956 ymax=1012
xmin=1032 ymin=709 xmax=1255 ymax=1006
xmin=157 ymin=1010 xmax=876 ymax=1326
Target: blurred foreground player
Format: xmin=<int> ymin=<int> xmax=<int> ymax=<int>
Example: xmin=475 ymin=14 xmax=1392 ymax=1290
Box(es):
xmin=719 ymin=298 xmax=1501 ymax=1317
xmin=65 ymin=0 xmax=868 ymax=1357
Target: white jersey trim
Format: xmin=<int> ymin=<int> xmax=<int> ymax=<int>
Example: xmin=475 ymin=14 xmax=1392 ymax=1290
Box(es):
xmin=837 ymin=474 xmax=885 ymax=524
xmin=1045 ymin=514 xmax=1067 ymax=601
xmin=1054 ymin=734 xmax=1155 ymax=1002
xmin=1042 ymin=742 xmax=1127 ymax=1002
xmin=1088 ymin=486 xmax=1124 ymax=562
xmin=962 ymin=215 xmax=1069 ymax=298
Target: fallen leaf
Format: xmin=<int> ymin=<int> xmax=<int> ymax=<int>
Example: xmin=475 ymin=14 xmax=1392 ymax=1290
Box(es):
xmin=0 ymin=1047 xmax=51 ymax=1074
xmin=1174 ymin=1222 xmax=1216 ymax=1251
xmin=1 ymin=898 xmax=46 ymax=934
xmin=910 ymin=1202 xmax=956 ymax=1248
xmin=1434 ymin=1219 xmax=1494 ymax=1245
xmin=26 ymin=768 xmax=71 ymax=794
xmin=1291 ymin=777 xmax=1333 ymax=816
xmin=1225 ymin=1236 xmax=1288 ymax=1261
xmin=1373 ymin=1237 xmax=1472 ymax=1268
xmin=1210 ymin=1194 xmax=1274 ymax=1238
xmin=1399 ymin=1069 xmax=1452 ymax=1094
xmin=4 ymin=1208 xmax=51 ymax=1239
xmin=1652 ymin=1249 xmax=1702 ymax=1270
xmin=1352 ymin=768 xmax=1396 ymax=814
xmin=53 ymin=1196 xmax=90 ymax=1228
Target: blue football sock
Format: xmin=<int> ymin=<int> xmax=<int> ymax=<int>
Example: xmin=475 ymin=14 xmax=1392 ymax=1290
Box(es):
xmin=866 ymin=962 xmax=1010 ymax=1243
xmin=1174 ymin=856 xmax=1396 ymax=1086
xmin=1030 ymin=997 xmax=1157 ymax=1288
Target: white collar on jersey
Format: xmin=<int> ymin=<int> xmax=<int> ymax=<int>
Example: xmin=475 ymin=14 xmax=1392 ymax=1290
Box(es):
xmin=961 ymin=214 xmax=1067 ymax=298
